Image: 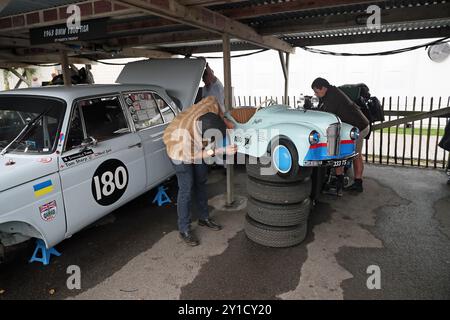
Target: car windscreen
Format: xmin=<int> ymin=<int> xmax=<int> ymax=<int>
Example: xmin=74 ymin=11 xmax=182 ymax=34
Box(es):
xmin=0 ymin=96 xmax=66 ymax=154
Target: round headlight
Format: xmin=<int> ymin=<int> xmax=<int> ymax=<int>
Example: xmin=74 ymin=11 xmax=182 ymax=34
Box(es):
xmin=309 ymin=131 xmax=320 ymax=145
xmin=350 ymin=127 xmax=360 ymax=140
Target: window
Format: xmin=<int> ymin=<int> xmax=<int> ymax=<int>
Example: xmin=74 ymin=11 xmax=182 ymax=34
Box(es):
xmin=65 ymin=106 xmax=84 ymax=151
xmin=75 ymin=96 xmax=129 ymax=143
xmin=123 ymin=92 xmax=163 ymax=130
xmin=154 ymin=93 xmax=176 ymax=123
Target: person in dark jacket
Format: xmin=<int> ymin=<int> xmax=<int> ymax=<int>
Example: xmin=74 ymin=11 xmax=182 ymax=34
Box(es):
xmin=438 ymin=120 xmax=450 ymax=185
xmin=311 ymin=77 xmax=370 ymax=196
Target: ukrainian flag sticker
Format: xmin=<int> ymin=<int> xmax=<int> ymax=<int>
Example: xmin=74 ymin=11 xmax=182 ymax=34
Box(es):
xmin=33 ymin=180 xmax=54 ymax=198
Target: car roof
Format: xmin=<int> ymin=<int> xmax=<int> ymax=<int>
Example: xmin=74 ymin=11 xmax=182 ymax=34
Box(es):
xmin=0 ymin=84 xmax=169 ymax=101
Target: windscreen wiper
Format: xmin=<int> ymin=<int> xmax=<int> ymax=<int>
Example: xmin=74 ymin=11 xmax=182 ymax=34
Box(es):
xmin=0 ymin=108 xmax=52 ymax=156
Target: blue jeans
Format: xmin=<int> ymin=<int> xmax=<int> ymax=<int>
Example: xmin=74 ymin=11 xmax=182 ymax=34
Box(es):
xmin=173 ymin=163 xmax=209 ymax=233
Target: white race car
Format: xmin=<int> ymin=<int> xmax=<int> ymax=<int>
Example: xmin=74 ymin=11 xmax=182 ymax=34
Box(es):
xmin=0 ymin=59 xmax=205 ymax=261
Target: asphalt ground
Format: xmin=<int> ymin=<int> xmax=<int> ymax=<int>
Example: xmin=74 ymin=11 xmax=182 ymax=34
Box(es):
xmin=0 ymin=164 xmax=449 ymax=300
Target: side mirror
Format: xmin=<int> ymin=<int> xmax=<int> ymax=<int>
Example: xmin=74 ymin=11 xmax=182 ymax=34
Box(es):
xmin=81 ymin=136 xmax=97 ymax=150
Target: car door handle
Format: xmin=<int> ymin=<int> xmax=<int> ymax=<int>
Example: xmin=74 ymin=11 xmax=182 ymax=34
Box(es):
xmin=128 ymin=142 xmax=142 ymax=149
xmin=150 ymin=132 xmax=164 ymax=139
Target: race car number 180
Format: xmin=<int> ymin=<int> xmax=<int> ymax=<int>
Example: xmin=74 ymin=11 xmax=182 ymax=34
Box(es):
xmin=92 ymin=159 xmax=129 ymax=206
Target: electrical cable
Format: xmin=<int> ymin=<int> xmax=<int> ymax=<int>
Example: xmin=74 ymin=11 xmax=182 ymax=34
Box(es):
xmin=88 ymin=58 xmax=130 ymax=65
xmin=193 ymin=48 xmax=269 ymax=59
xmin=298 ymin=37 xmax=450 ymax=56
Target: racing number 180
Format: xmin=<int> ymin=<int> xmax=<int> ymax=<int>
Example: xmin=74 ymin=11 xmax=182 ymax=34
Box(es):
xmin=93 ymin=166 xmax=128 ymax=201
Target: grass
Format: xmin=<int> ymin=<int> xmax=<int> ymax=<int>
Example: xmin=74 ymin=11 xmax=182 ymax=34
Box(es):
xmin=374 ymin=127 xmax=445 ymax=136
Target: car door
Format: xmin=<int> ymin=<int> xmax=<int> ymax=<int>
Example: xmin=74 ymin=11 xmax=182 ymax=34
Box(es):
xmin=122 ymin=91 xmax=175 ymax=189
xmin=59 ymin=94 xmax=146 ymax=236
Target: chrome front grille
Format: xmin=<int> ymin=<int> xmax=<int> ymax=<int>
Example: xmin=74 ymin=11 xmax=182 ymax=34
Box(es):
xmin=326 ymin=123 xmax=341 ymax=156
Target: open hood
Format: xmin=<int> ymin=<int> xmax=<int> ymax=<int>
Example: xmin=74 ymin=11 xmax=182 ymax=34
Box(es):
xmin=116 ymin=58 xmax=206 ymax=110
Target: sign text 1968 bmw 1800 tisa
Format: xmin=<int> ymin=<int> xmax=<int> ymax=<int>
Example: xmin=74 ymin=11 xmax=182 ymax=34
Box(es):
xmin=0 ymin=59 xmax=205 ymax=261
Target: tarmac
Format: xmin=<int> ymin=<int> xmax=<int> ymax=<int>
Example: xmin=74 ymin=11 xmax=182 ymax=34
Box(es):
xmin=0 ymin=164 xmax=449 ymax=300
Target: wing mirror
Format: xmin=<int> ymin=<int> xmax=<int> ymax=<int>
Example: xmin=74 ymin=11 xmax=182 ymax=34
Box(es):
xmin=81 ymin=136 xmax=98 ymax=150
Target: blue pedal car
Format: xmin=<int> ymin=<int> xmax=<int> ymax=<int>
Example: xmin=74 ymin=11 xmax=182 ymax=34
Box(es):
xmin=226 ymin=101 xmax=359 ymax=179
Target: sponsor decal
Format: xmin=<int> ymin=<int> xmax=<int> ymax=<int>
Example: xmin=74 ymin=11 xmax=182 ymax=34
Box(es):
xmin=33 ymin=180 xmax=54 ymax=198
xmin=38 ymin=157 xmax=53 ymax=164
xmin=62 ymin=149 xmax=94 ymax=163
xmin=92 ymin=159 xmax=128 ymax=206
xmin=94 ymin=148 xmax=112 ymax=157
xmin=39 ymin=200 xmax=57 ymax=222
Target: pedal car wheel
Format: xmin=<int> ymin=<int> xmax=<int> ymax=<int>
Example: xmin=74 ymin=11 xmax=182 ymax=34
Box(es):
xmin=247 ymin=175 xmax=312 ymax=204
xmin=247 ymin=197 xmax=311 ymax=227
xmin=271 ymin=138 xmax=300 ymax=179
xmin=244 ymin=215 xmax=307 ymax=248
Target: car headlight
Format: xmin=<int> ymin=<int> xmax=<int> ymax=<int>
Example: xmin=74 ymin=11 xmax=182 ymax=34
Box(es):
xmin=309 ymin=131 xmax=320 ymax=145
xmin=350 ymin=127 xmax=360 ymax=140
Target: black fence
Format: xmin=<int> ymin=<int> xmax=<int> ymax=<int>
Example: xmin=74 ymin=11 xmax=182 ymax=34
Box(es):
xmin=233 ymin=95 xmax=450 ymax=170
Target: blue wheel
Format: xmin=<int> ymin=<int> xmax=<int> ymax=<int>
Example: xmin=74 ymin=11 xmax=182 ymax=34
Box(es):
xmin=273 ymin=145 xmax=292 ymax=174
xmin=270 ymin=138 xmax=300 ymax=178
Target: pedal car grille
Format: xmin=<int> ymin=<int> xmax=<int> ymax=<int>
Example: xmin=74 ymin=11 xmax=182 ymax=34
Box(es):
xmin=327 ymin=123 xmax=341 ymax=156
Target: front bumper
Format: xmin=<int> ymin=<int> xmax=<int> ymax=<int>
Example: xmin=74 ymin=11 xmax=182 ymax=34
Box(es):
xmin=303 ymin=138 xmax=357 ymax=167
xmin=303 ymin=152 xmax=358 ymax=167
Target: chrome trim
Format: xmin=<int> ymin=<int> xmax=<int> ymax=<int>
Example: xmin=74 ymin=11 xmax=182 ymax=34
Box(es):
xmin=326 ymin=122 xmax=341 ymax=156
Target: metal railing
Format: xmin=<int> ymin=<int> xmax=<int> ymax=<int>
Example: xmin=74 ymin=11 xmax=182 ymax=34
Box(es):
xmin=233 ymin=95 xmax=450 ymax=170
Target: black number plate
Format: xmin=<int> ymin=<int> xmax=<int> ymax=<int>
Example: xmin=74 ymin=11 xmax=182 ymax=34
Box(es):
xmin=332 ymin=159 xmax=347 ymax=167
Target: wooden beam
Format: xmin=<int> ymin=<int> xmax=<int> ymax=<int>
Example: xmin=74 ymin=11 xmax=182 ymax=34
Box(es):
xmin=108 ymin=1 xmax=449 ymax=48
xmin=110 ymin=29 xmax=216 ymax=47
xmin=106 ymin=0 xmax=386 ymax=38
xmin=372 ymin=107 xmax=450 ymax=130
xmin=0 ymin=62 xmax=32 ymax=68
xmin=60 ymin=51 xmax=72 ymax=87
xmin=14 ymin=70 xmax=28 ymax=89
xmin=0 ymin=49 xmax=94 ymax=64
xmin=114 ymin=0 xmax=294 ymax=53
xmin=8 ymin=68 xmax=31 ymax=87
xmin=180 ymin=0 xmax=244 ymax=5
xmin=119 ymin=47 xmax=173 ymax=58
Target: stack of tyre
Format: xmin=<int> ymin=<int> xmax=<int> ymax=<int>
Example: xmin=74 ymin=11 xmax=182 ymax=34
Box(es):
xmin=244 ymin=149 xmax=313 ymax=248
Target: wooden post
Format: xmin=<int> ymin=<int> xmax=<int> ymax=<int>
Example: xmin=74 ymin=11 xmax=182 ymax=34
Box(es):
xmin=8 ymin=68 xmax=31 ymax=87
xmin=285 ymin=53 xmax=289 ymax=103
xmin=278 ymin=51 xmax=289 ymax=104
xmin=223 ymin=33 xmax=234 ymax=206
xmin=60 ymin=51 xmax=71 ymax=87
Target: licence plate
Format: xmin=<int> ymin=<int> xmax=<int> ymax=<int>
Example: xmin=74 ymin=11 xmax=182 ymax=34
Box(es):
xmin=332 ymin=159 xmax=347 ymax=167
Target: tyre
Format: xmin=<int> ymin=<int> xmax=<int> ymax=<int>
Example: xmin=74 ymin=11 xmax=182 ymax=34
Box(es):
xmin=246 ymin=175 xmax=312 ymax=204
xmin=247 ymin=197 xmax=311 ymax=227
xmin=244 ymin=215 xmax=307 ymax=248
xmin=246 ymin=156 xmax=312 ymax=184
